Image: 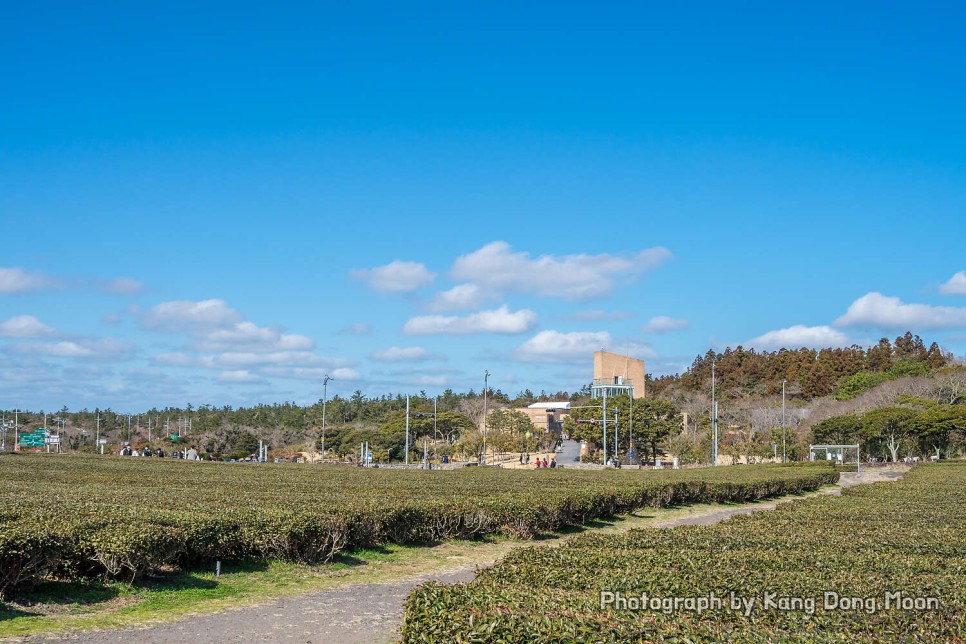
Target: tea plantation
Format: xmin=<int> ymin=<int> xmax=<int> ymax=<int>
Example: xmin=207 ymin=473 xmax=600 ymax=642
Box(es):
xmin=402 ymin=463 xmax=965 ymax=642
xmin=0 ymin=455 xmax=836 ymax=598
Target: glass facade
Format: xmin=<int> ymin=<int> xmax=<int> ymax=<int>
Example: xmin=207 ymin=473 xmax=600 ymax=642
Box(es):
xmin=590 ymin=377 xmax=634 ymax=399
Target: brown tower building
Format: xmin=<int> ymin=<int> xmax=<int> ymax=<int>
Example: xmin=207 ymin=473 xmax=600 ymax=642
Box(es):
xmin=591 ymin=350 xmax=646 ymax=399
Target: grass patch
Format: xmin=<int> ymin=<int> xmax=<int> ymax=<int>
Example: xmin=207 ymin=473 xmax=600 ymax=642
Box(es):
xmin=0 ymin=540 xmax=489 ymax=637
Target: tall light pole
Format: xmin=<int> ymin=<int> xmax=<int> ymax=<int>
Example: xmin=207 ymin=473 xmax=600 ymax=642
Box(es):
xmin=482 ymin=370 xmax=489 ymax=465
xmin=321 ymin=375 xmax=331 ymax=463
xmin=628 ymin=394 xmax=634 ymax=465
xmin=602 ymin=389 xmax=608 ymax=467
xmin=613 ymin=410 xmax=619 ymax=465
xmin=405 ymin=394 xmax=410 ymax=466
xmin=782 ymin=379 xmax=787 ymax=464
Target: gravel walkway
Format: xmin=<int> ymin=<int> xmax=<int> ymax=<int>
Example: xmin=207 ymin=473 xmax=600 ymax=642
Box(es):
xmin=37 ymin=467 xmax=907 ymax=644
xmin=49 ymin=568 xmax=477 ymax=644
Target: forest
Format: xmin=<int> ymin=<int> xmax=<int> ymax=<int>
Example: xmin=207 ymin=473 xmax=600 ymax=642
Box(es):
xmin=2 ymin=331 xmax=963 ymax=464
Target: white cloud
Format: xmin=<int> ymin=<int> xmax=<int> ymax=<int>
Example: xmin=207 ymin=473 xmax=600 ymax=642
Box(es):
xmin=400 ymin=374 xmax=449 ymax=386
xmin=193 ymin=322 xmax=315 ymax=353
xmin=0 ymin=315 xmax=58 ymax=338
xmin=331 ymin=367 xmax=361 ymax=380
xmin=746 ymin=325 xmax=850 ymax=350
xmin=156 ymin=350 xmax=351 ymax=374
xmin=643 ymin=316 xmax=690 ymax=333
xmin=427 ymin=284 xmax=488 ymax=312
xmin=450 ymin=241 xmax=671 ymax=300
xmin=835 ymin=292 xmax=966 ymax=330
xmin=939 ymin=271 xmax=966 ymax=296
xmin=569 ymin=310 xmax=633 ymax=321
xmin=264 ymin=366 xmax=362 ymax=381
xmin=350 ymin=260 xmax=435 ymax=293
xmin=153 ymin=352 xmax=212 ymax=367
xmin=141 ymin=299 xmax=243 ymax=332
xmin=143 ymin=299 xmax=316 ymax=355
xmin=214 ymin=351 xmax=331 ymax=368
xmin=337 ymin=322 xmax=373 ymax=335
xmin=9 ymin=338 xmax=134 ymax=360
xmin=516 ymin=331 xmax=657 ymax=363
xmin=216 ymin=370 xmax=262 ymax=383
xmin=100 ymin=277 xmax=144 ymax=295
xmin=371 ymin=346 xmax=432 ymax=361
xmin=0 ymin=267 xmax=62 ymax=293
xmin=403 ymin=305 xmax=537 ymax=335
xmin=515 ymin=330 xmax=613 ymax=363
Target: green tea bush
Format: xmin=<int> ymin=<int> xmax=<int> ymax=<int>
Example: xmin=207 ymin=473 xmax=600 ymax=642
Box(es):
xmin=0 ymin=519 xmax=69 ymax=599
xmin=0 ymin=456 xmax=836 ymax=595
xmin=401 ymin=464 xmax=965 ymax=642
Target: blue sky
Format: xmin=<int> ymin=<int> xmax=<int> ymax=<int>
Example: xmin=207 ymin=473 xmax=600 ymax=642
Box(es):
xmin=2 ymin=2 xmax=965 ymax=411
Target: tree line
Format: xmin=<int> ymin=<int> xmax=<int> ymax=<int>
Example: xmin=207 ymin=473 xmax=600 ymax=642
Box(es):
xmin=649 ymin=332 xmax=949 ymax=400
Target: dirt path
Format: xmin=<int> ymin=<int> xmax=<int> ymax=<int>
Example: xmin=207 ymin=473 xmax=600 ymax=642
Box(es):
xmin=35 ymin=467 xmax=907 ymax=644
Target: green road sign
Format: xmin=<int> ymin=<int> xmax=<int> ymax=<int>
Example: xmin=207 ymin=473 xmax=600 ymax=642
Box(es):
xmin=19 ymin=429 xmax=46 ymax=448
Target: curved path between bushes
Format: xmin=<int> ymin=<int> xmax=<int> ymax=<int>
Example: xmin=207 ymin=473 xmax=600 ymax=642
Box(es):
xmin=38 ymin=467 xmax=906 ymax=644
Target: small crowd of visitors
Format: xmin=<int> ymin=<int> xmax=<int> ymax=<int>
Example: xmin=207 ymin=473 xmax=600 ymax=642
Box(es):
xmin=518 ymin=453 xmax=556 ymax=468
xmin=119 ymin=445 xmax=204 ymax=460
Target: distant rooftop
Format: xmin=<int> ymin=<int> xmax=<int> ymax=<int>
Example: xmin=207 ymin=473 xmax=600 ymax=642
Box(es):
xmin=527 ymin=402 xmax=571 ymax=410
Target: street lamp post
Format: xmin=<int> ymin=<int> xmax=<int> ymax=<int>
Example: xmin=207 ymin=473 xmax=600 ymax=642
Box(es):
xmin=405 ymin=395 xmax=410 ymax=466
xmin=482 ymin=370 xmax=489 ymax=465
xmin=321 ymin=375 xmax=331 ymax=463
xmin=602 ymin=389 xmax=608 ymax=467
xmin=613 ymin=410 xmax=619 ymax=465
xmin=629 ymin=394 xmax=634 ymax=465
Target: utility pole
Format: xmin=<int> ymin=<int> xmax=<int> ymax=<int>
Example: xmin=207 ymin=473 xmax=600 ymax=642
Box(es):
xmin=782 ymin=379 xmax=787 ymax=464
xmin=482 ymin=370 xmax=489 ymax=465
xmin=711 ymin=359 xmax=718 ymax=467
xmin=321 ymin=374 xmax=331 ymax=463
xmin=405 ymin=394 xmax=410 ymax=466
